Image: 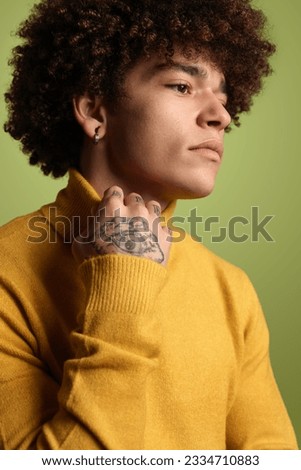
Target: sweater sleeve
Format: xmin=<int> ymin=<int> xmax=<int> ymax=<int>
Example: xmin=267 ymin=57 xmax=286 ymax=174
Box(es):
xmin=0 ymin=254 xmax=167 ymax=450
xmin=226 ymin=275 xmax=298 ymax=450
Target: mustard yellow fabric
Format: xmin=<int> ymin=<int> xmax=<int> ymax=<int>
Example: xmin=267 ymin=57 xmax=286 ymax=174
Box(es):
xmin=0 ymin=169 xmax=298 ymax=449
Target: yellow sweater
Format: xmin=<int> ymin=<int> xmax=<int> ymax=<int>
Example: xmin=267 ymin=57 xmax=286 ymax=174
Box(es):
xmin=0 ymin=169 xmax=297 ymax=450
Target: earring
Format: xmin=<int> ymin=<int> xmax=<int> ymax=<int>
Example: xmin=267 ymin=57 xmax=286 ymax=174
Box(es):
xmin=93 ymin=126 xmax=101 ymax=145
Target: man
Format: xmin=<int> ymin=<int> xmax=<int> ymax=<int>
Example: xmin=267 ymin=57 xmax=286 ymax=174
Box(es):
xmin=0 ymin=0 xmax=298 ymax=449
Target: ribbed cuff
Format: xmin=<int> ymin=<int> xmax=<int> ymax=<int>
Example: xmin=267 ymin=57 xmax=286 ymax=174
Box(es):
xmin=78 ymin=254 xmax=167 ymax=340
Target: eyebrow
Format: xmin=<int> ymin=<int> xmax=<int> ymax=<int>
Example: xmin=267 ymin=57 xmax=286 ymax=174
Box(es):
xmin=150 ymin=61 xmax=228 ymax=96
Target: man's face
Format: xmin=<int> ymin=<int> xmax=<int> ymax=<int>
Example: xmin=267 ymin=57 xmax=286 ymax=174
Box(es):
xmin=103 ymin=51 xmax=231 ymax=202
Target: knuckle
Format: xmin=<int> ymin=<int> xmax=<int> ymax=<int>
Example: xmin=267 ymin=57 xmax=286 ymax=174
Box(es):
xmin=149 ymin=199 xmax=160 ymax=205
xmin=104 ymin=186 xmax=123 ymax=197
xmin=128 ymin=192 xmax=143 ymax=200
xmin=147 ymin=201 xmax=162 ymax=216
xmin=148 ymin=200 xmax=161 ymax=208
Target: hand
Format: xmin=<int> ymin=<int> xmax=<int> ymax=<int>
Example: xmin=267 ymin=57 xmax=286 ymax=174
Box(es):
xmin=72 ymin=186 xmax=171 ymax=266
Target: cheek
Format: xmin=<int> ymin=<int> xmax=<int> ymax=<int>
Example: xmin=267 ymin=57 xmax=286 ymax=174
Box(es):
xmin=129 ymin=105 xmax=185 ymax=153
xmin=107 ymin=101 xmax=186 ymax=168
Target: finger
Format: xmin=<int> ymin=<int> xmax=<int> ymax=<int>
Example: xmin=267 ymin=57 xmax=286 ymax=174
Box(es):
xmin=124 ymin=192 xmax=145 ymax=206
xmin=98 ymin=186 xmax=125 ymax=216
xmin=146 ymin=200 xmax=162 ymax=217
xmin=164 ymin=225 xmax=173 ymax=237
xmin=102 ymin=185 xmax=124 ymax=201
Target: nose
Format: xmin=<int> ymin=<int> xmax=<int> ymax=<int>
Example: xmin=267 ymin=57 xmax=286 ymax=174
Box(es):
xmin=196 ymin=92 xmax=232 ymax=131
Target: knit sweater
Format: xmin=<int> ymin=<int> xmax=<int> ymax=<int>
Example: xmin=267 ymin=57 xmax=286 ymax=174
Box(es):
xmin=0 ymin=169 xmax=297 ymax=450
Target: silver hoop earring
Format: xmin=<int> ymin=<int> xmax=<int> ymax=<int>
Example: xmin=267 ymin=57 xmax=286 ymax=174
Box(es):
xmin=93 ymin=126 xmax=101 ymax=145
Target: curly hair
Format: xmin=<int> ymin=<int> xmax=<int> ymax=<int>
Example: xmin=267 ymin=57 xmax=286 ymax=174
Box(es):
xmin=4 ymin=0 xmax=276 ymax=178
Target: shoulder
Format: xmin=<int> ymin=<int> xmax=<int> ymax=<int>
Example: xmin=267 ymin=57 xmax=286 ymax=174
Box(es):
xmin=0 ymin=209 xmax=57 ymax=284
xmin=176 ymin=233 xmax=267 ymax=343
xmin=0 ymin=211 xmax=41 ymax=273
xmin=176 ymin=232 xmax=260 ymax=312
xmin=180 ymin=231 xmax=250 ymax=283
xmin=0 ymin=210 xmax=46 ymax=249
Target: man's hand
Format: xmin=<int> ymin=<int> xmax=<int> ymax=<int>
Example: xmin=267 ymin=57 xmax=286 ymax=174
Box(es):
xmin=72 ymin=186 xmax=171 ymax=266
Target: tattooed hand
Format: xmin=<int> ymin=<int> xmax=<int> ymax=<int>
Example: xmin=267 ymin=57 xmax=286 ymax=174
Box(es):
xmin=72 ymin=186 xmax=171 ymax=266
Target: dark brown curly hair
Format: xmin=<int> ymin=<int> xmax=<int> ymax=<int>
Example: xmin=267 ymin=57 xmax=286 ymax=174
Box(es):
xmin=4 ymin=0 xmax=276 ymax=178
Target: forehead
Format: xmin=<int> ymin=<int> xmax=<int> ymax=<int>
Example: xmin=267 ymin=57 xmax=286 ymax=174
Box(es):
xmin=127 ymin=51 xmax=227 ymax=94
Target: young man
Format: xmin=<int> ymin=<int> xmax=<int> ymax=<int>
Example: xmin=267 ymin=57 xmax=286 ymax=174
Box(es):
xmin=0 ymin=0 xmax=298 ymax=449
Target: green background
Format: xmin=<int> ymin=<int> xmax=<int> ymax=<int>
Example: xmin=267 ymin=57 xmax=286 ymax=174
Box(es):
xmin=1 ymin=0 xmax=300 ymax=446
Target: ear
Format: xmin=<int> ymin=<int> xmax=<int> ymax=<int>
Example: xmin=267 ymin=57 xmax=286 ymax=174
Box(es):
xmin=73 ymin=94 xmax=107 ymax=140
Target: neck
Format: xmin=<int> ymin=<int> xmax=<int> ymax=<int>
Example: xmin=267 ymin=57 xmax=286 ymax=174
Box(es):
xmin=79 ymin=140 xmax=172 ymax=212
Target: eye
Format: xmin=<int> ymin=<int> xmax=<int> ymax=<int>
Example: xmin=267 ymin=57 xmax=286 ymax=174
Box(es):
xmin=166 ymin=83 xmax=190 ymax=94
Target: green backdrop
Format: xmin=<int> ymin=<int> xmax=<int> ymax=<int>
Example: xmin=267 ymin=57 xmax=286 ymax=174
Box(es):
xmin=1 ymin=0 xmax=300 ymax=447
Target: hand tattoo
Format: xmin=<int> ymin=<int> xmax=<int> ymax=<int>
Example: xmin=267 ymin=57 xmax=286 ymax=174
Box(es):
xmin=91 ymin=216 xmax=164 ymax=264
xmin=153 ymin=205 xmax=161 ymax=216
xmin=112 ymin=190 xmax=122 ymax=198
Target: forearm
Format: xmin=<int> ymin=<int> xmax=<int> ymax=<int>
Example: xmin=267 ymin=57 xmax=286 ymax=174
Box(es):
xmin=40 ymin=255 xmax=166 ymax=449
xmin=1 ymin=254 xmax=167 ymax=449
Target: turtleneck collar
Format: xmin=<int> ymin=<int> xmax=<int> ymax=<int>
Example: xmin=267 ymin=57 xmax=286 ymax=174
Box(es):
xmin=40 ymin=168 xmax=177 ymax=241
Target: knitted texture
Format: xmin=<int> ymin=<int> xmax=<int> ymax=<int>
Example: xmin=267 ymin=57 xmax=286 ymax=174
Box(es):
xmin=0 ymin=170 xmax=297 ymax=449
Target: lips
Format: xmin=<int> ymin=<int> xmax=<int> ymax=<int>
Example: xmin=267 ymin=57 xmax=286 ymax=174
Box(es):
xmin=189 ymin=139 xmax=224 ymax=160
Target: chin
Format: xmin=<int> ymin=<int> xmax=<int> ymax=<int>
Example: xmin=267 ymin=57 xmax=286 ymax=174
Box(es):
xmin=174 ymin=178 xmax=216 ymax=200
